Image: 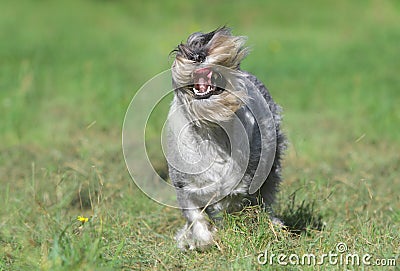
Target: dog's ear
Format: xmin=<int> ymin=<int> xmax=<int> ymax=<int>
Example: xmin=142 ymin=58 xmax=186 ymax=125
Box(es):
xmin=206 ymin=29 xmax=248 ymax=69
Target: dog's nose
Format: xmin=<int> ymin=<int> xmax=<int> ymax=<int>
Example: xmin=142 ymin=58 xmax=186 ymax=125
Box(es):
xmin=193 ymin=67 xmax=212 ymax=77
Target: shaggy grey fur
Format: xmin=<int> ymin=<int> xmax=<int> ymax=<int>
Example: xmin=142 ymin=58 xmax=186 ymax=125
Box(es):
xmin=167 ymin=27 xmax=286 ymax=250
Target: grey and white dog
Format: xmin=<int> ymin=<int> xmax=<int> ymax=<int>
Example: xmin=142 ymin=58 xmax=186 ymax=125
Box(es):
xmin=166 ymin=27 xmax=286 ymax=250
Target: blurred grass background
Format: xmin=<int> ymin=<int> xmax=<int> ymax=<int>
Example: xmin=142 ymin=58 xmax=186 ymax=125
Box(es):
xmin=1 ymin=0 xmax=399 ymax=270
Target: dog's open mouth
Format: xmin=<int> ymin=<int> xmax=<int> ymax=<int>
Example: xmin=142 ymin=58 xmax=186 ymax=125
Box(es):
xmin=191 ymin=68 xmax=224 ymax=99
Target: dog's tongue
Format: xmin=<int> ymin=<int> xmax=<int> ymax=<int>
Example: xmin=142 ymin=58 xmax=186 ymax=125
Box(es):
xmin=193 ymin=68 xmax=212 ymax=93
xmin=196 ymin=77 xmax=208 ymax=93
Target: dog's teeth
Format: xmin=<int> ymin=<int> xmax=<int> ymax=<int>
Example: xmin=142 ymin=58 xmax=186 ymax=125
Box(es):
xmin=193 ymin=85 xmax=214 ymax=97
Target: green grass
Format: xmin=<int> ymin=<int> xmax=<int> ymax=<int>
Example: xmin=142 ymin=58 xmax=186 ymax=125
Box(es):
xmin=1 ymin=0 xmax=399 ymax=270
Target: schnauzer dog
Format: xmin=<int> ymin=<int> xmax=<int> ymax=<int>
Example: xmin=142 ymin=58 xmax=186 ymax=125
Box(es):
xmin=166 ymin=27 xmax=286 ymax=250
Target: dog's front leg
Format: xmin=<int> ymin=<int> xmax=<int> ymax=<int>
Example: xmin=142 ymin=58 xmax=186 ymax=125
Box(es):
xmin=176 ymin=207 xmax=216 ymax=251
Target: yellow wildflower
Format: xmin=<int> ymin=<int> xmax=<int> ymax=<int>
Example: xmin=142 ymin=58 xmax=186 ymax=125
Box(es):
xmin=77 ymin=215 xmax=89 ymax=223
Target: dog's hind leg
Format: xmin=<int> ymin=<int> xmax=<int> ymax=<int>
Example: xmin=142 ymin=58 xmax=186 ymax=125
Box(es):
xmin=259 ymin=168 xmax=284 ymax=226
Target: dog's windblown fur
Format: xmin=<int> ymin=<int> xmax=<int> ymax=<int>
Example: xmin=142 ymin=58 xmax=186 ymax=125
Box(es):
xmin=167 ymin=27 xmax=286 ymax=250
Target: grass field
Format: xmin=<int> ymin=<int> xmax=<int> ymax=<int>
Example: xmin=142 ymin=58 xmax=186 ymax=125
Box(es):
xmin=1 ymin=0 xmax=399 ymax=270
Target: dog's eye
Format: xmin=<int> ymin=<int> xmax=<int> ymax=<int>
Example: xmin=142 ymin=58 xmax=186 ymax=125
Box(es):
xmin=192 ymin=52 xmax=206 ymax=63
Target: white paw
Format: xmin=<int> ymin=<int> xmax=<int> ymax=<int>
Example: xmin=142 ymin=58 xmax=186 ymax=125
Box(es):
xmin=175 ymin=222 xmax=216 ymax=251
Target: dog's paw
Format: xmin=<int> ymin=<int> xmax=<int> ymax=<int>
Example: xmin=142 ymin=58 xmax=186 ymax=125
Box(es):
xmin=191 ymin=222 xmax=216 ymax=250
xmin=175 ymin=224 xmax=192 ymax=250
xmin=175 ymin=222 xmax=216 ymax=251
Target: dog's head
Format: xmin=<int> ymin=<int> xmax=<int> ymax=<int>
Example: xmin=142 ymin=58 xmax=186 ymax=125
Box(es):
xmin=171 ymin=27 xmax=249 ymax=122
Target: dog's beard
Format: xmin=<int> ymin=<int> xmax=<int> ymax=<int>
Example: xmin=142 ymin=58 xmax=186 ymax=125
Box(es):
xmin=171 ymin=27 xmax=249 ymax=124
